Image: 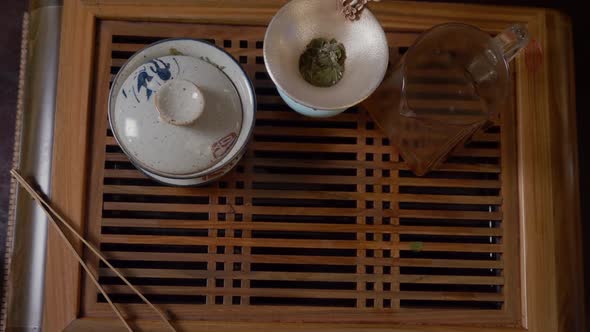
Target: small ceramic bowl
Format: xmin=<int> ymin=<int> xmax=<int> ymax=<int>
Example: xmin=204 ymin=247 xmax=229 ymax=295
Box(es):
xmin=264 ymin=0 xmax=389 ymax=117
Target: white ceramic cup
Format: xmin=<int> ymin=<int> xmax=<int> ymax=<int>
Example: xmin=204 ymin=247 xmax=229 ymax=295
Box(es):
xmin=263 ymin=0 xmax=389 ymax=117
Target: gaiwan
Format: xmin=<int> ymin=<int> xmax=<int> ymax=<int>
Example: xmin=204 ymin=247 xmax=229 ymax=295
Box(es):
xmin=108 ymin=39 xmax=256 ymax=186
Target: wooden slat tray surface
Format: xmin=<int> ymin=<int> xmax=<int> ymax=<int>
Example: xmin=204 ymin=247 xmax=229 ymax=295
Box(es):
xmin=84 ymin=20 xmax=518 ymax=325
xmin=47 ymin=1 xmax=584 ymax=331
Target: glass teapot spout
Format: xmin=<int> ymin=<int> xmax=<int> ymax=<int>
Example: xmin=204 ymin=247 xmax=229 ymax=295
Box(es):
xmin=494 ymin=24 xmax=530 ymax=63
xmin=468 ymin=24 xmax=530 ymax=84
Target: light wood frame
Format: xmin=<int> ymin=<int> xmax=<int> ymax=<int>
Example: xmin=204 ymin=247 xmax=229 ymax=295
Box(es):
xmin=48 ymin=0 xmax=584 ymax=331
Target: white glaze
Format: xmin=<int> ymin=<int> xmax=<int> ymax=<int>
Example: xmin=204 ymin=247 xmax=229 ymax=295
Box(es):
xmin=108 ymin=39 xmax=256 ymax=186
xmin=263 ymin=0 xmax=389 ymax=114
xmin=113 ymin=55 xmax=243 ymax=177
xmin=278 ymin=88 xmax=347 ymax=117
xmin=155 ymin=79 xmax=206 ymax=126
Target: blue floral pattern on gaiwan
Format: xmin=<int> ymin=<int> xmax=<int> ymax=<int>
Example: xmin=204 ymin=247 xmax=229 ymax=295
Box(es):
xmin=121 ymin=58 xmax=178 ymax=103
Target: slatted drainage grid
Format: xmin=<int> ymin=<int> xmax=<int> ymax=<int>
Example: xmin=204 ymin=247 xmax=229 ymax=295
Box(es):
xmin=82 ymin=21 xmax=520 ymax=325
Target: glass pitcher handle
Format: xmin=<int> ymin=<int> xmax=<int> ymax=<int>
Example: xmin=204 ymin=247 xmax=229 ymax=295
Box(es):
xmin=468 ymin=24 xmax=530 ymax=84
xmin=493 ymin=24 xmax=530 ymax=63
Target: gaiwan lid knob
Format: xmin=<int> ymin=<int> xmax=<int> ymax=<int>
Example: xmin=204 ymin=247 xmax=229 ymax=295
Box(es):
xmin=154 ymin=79 xmax=206 ymax=126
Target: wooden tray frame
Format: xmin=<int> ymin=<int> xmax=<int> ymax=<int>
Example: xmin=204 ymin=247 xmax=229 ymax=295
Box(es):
xmin=48 ymin=0 xmax=584 ymax=331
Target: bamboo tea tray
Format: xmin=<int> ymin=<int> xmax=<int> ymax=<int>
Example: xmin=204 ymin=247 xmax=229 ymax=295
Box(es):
xmin=47 ymin=1 xmax=584 ymax=331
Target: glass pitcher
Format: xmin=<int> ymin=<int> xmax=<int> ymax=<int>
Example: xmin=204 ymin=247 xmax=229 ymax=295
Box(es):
xmin=364 ymin=23 xmax=530 ymax=175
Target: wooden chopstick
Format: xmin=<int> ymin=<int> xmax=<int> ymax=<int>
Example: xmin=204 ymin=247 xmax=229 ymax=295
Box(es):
xmin=10 ymin=169 xmax=177 ymax=332
xmin=44 ymin=206 xmax=134 ymax=331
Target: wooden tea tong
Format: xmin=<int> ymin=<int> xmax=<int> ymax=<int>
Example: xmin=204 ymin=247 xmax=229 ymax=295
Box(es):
xmin=10 ymin=169 xmax=177 ymax=332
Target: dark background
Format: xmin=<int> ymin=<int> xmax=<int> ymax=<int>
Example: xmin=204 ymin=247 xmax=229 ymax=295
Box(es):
xmin=0 ymin=0 xmax=587 ymax=327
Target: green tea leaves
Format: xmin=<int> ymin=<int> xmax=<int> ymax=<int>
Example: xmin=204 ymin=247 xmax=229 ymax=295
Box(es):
xmin=410 ymin=241 xmax=424 ymax=252
xmin=169 ymin=48 xmax=184 ymax=56
xmin=299 ymin=38 xmax=346 ymax=87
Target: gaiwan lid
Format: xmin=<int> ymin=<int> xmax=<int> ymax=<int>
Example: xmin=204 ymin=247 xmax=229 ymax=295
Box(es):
xmin=112 ymin=55 xmax=243 ymax=178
